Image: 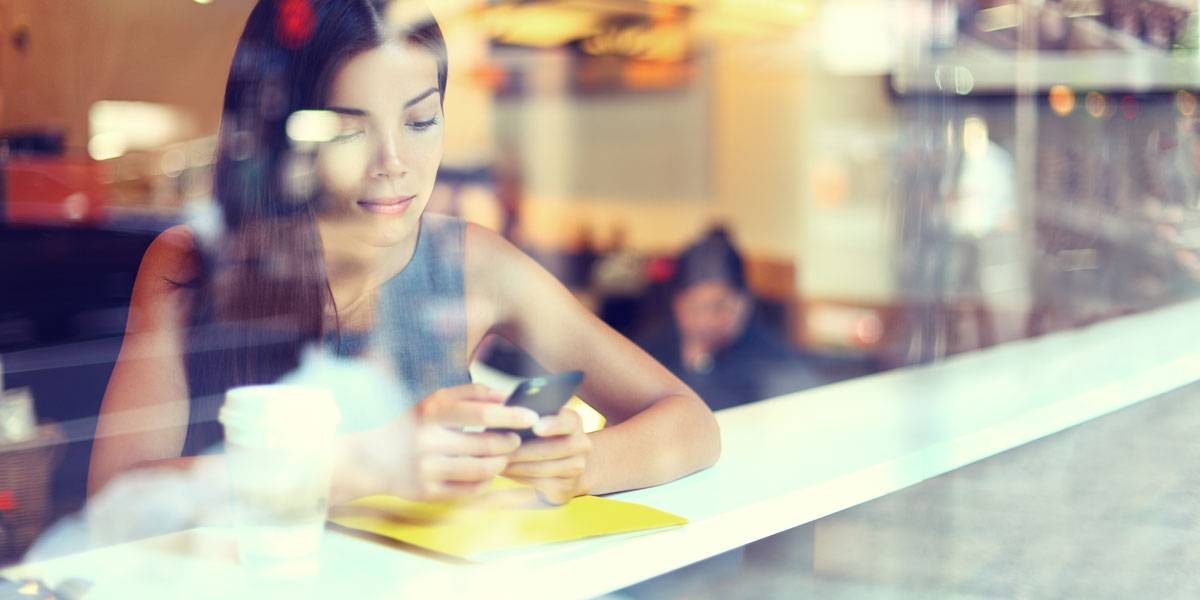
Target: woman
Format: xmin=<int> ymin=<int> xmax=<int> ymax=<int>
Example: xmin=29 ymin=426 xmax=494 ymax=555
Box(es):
xmin=639 ymin=228 xmax=824 ymax=411
xmin=89 ymin=0 xmax=719 ymax=506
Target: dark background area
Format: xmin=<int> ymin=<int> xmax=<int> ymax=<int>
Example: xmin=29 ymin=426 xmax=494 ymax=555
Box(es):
xmin=1 ymin=222 xmax=160 ymax=525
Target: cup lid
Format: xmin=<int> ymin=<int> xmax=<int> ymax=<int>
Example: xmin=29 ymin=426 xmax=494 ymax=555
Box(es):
xmin=219 ymin=384 xmax=340 ymax=443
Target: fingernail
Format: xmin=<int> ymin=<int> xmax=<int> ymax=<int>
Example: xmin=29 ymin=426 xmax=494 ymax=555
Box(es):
xmin=520 ymin=409 xmax=539 ymax=426
xmin=484 ymin=406 xmax=509 ymax=422
xmin=534 ymin=417 xmax=555 ymax=436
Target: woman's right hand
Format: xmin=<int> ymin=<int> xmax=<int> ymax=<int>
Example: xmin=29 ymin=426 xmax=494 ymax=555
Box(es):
xmin=407 ymin=384 xmax=540 ymax=500
xmin=336 ymin=384 xmax=538 ymax=503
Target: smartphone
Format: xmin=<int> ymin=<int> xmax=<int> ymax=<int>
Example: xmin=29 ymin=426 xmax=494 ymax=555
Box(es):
xmin=492 ymin=370 xmax=584 ymax=440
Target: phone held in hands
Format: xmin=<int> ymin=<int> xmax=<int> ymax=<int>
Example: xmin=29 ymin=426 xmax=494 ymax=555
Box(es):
xmin=493 ymin=371 xmax=584 ymax=441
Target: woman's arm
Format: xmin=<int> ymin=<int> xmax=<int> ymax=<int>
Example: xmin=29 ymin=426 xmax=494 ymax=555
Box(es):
xmin=464 ymin=224 xmax=721 ymax=498
xmin=88 ymin=226 xmax=198 ymax=496
xmin=90 ymin=226 xmax=535 ymax=506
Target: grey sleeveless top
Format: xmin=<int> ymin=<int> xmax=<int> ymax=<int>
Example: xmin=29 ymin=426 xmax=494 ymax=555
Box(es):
xmin=331 ymin=213 xmax=472 ymax=398
xmin=182 ymin=214 xmax=472 ymax=454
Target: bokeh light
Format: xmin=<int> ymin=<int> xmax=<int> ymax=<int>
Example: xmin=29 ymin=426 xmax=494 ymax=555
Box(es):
xmin=87 ymin=132 xmax=126 ymax=161
xmin=1177 ymin=90 xmax=1196 ymax=117
xmin=160 ymin=148 xmax=188 ymax=178
xmin=1120 ymin=95 xmax=1138 ymax=121
xmin=1085 ymin=92 xmax=1107 ymax=118
xmin=963 ymin=116 xmax=989 ymax=159
xmin=285 ymin=110 xmax=340 ymax=144
xmin=276 ymin=0 xmax=316 ymax=49
xmin=855 ymin=315 xmax=884 ymax=346
xmin=1049 ymin=85 xmax=1076 ymax=116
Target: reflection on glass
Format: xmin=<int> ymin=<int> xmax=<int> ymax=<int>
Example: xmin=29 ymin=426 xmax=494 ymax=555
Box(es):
xmin=1 ymin=0 xmax=1199 ymax=596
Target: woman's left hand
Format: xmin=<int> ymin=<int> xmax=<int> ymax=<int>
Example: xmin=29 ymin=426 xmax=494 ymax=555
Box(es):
xmin=501 ymin=406 xmax=593 ymax=505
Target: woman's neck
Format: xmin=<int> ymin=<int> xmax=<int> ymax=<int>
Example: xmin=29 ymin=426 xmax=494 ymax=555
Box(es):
xmin=316 ymin=219 xmax=420 ymax=321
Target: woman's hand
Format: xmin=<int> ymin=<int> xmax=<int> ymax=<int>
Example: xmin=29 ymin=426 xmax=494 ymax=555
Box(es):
xmin=335 ymin=384 xmax=537 ymax=503
xmin=502 ymin=406 xmax=593 ymax=505
xmin=406 ymin=383 xmax=541 ymax=501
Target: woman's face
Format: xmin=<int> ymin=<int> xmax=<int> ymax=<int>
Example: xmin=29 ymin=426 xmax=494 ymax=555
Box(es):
xmin=672 ymin=280 xmax=750 ymax=353
xmin=315 ymin=40 xmax=444 ymax=248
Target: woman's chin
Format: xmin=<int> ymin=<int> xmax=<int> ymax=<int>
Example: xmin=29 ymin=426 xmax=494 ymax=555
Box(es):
xmin=361 ymin=212 xmax=419 ymax=247
xmin=317 ymin=202 xmax=423 ymax=248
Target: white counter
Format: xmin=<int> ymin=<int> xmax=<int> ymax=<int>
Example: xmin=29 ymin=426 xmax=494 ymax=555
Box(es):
xmin=8 ymin=298 xmax=1200 ymax=599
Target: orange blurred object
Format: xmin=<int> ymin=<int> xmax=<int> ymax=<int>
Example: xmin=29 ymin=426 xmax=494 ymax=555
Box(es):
xmin=1048 ymin=84 xmax=1076 ymax=116
xmin=3 ymin=157 xmax=109 ymax=225
xmin=810 ymin=160 xmax=850 ymax=209
xmin=621 ymin=60 xmax=693 ymax=90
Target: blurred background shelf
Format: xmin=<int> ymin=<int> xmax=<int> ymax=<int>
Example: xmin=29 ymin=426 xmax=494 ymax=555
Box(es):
xmin=893 ymin=39 xmax=1200 ymax=94
xmin=895 ymin=0 xmax=1200 ymax=94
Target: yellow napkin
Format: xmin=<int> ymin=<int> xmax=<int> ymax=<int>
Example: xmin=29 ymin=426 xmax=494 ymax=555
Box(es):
xmin=329 ymin=478 xmax=686 ymax=560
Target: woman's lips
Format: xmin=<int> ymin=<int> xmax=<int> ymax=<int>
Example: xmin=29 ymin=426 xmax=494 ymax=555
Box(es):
xmin=356 ymin=195 xmax=415 ymax=215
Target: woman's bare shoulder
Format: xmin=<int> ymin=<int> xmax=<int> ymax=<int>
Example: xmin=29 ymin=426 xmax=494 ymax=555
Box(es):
xmin=141 ymin=224 xmax=202 ymax=287
xmin=462 ymin=221 xmax=573 ymax=313
xmin=462 ymin=221 xmax=538 ymax=288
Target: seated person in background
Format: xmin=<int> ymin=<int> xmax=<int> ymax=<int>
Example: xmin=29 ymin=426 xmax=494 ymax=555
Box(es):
xmin=639 ymin=228 xmax=823 ymax=411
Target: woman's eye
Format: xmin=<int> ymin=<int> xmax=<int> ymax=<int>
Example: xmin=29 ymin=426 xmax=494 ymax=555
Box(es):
xmin=408 ymin=117 xmax=439 ymax=131
xmin=331 ymin=130 xmax=365 ymax=143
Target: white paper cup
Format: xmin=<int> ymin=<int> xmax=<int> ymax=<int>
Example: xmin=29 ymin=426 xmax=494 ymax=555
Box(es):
xmin=219 ymin=384 xmax=340 ymax=572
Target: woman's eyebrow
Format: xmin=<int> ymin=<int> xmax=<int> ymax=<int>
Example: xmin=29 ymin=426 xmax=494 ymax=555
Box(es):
xmin=327 ymin=106 xmax=368 ymax=117
xmin=325 ymin=88 xmax=439 ymax=116
xmin=404 ymin=87 xmax=440 ymax=108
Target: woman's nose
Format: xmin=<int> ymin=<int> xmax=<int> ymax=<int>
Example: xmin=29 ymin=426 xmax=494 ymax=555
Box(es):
xmin=373 ymin=137 xmax=408 ymax=179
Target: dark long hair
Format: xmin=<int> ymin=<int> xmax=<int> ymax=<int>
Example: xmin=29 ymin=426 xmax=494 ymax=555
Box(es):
xmin=182 ymin=0 xmax=447 ymax=453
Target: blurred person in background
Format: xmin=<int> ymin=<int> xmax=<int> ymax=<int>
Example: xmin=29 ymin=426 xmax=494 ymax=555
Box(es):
xmin=639 ymin=227 xmax=822 ymax=411
xmin=88 ymin=0 xmax=718 ymax=510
